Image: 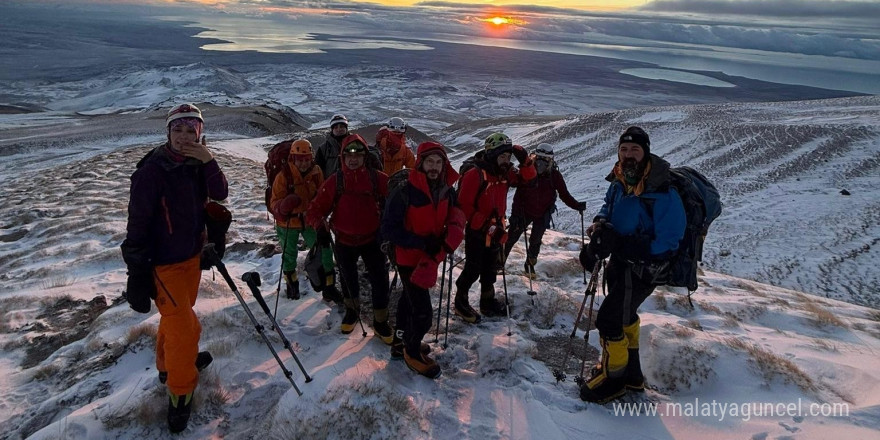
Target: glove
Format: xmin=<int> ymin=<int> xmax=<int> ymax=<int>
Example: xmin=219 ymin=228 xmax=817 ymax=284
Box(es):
xmin=576 ymin=201 xmax=587 ymax=212
xmin=279 ymin=194 xmax=302 ymax=215
xmin=588 ymin=222 xmax=618 ymax=259
xmin=423 ymin=235 xmax=442 ymax=257
xmin=579 ymin=245 xmax=599 ymax=271
xmin=316 ymin=225 xmax=331 ymax=247
xmin=512 ymin=145 xmax=528 ymax=164
xmin=410 ymin=257 xmax=440 ymax=289
xmin=124 ymin=265 xmax=155 ymax=314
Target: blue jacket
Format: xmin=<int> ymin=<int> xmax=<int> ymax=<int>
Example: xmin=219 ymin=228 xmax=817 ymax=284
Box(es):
xmin=596 ymin=155 xmax=686 ymax=259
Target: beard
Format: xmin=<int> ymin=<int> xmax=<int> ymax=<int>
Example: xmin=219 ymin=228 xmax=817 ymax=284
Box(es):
xmin=425 ymin=169 xmax=441 ymax=180
xmin=621 ymin=158 xmax=643 ymax=181
xmin=498 ymin=162 xmax=513 ymax=173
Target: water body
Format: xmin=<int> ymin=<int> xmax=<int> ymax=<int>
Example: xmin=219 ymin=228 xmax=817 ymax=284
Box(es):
xmin=620 ymin=68 xmax=736 ymax=88
xmin=185 ymin=14 xmax=880 ymax=95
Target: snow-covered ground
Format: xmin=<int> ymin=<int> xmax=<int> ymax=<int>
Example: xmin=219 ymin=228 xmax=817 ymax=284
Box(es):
xmin=1 ymin=97 xmax=879 ymax=439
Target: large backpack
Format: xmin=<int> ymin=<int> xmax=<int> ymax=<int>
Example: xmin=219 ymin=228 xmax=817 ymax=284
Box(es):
xmin=646 ymin=166 xmax=722 ymax=292
xmin=457 ymin=155 xmax=488 ymax=212
xmin=380 ymin=168 xmax=413 ymax=267
xmin=263 ymin=140 xmax=295 ymax=213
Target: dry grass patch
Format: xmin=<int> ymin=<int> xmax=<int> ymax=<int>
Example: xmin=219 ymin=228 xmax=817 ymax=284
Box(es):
xmin=866 ymin=310 xmax=880 ymax=322
xmin=724 ymin=337 xmax=817 ymax=393
xmin=125 ymin=323 xmax=158 ymax=345
xmin=801 ymin=301 xmax=848 ymax=329
xmin=205 ymin=337 xmax=238 ymax=358
xmin=651 ymin=343 xmax=718 ymax=393
xmin=32 ymin=362 xmax=63 ymax=381
xmin=696 ymin=300 xmax=722 ymax=315
xmin=810 ymin=338 xmax=838 ymax=352
xmin=664 ymin=323 xmax=695 ymax=338
xmin=654 ymin=292 xmax=668 ymax=311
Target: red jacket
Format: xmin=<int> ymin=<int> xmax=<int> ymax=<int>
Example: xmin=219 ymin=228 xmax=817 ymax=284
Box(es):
xmin=382 ymin=142 xmax=465 ymax=267
xmin=458 ymin=152 xmax=536 ymax=233
xmin=511 ymin=168 xmax=580 ymax=219
xmin=306 ymin=136 xmax=388 ymax=246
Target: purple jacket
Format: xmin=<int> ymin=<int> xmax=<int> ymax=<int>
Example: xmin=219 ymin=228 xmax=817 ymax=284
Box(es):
xmin=122 ymin=144 xmax=228 ymax=267
xmin=511 ymin=168 xmax=579 ymax=220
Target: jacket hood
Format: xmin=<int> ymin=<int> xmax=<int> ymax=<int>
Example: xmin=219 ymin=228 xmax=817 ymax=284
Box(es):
xmin=339 ymin=134 xmax=370 ymax=172
xmin=415 ymin=141 xmax=458 ymax=186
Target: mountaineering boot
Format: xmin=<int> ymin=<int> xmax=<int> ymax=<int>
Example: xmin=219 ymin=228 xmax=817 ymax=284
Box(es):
xmin=453 ymin=290 xmax=481 ymax=324
xmin=341 ymin=298 xmax=359 ymax=334
xmin=404 ymin=348 xmax=442 ymax=379
xmin=391 ymin=329 xmax=431 ymax=359
xmin=373 ymin=308 xmax=394 ymax=345
xmin=167 ymin=391 xmax=194 ymax=433
xmin=580 ymin=335 xmax=628 ymax=404
xmin=322 ymin=273 xmax=343 ymax=303
xmin=159 ymin=351 xmax=213 ymax=384
xmin=623 ymin=319 xmax=645 ymax=391
xmin=524 ymin=258 xmax=537 ymax=280
xmin=284 ymin=272 xmax=300 ymax=300
xmin=479 ymin=286 xmax=508 ymax=318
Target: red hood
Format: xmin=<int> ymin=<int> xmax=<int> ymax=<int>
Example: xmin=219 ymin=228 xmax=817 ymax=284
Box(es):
xmin=340 ymin=133 xmax=369 ymax=171
xmin=415 ymin=141 xmax=458 ymax=187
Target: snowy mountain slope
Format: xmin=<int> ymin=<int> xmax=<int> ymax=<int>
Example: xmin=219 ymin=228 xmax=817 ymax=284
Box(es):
xmin=436 ymin=95 xmax=880 ymax=308
xmin=0 ymin=119 xmax=878 ymax=439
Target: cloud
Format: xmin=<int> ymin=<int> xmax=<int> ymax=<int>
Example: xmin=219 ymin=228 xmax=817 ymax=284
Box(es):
xmin=642 ymin=0 xmax=880 ymax=19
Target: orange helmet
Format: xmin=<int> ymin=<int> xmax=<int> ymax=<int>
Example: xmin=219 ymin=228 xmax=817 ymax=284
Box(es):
xmin=289 ymin=139 xmax=312 ymax=157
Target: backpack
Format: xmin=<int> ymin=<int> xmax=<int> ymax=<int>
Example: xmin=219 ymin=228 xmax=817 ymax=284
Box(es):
xmin=304 ymin=245 xmax=326 ymax=292
xmin=645 ymin=166 xmax=722 ymax=292
xmin=263 ymin=140 xmax=295 ymax=213
xmin=457 ymin=155 xmax=488 ymax=211
xmin=380 ymin=168 xmax=413 ymax=266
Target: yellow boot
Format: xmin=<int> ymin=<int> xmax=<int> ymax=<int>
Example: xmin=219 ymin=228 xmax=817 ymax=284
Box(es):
xmin=580 ymin=335 xmax=628 ymax=403
xmin=623 ymin=319 xmax=645 ymax=391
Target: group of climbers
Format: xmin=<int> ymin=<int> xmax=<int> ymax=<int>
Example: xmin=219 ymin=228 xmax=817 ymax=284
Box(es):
xmin=122 ymin=104 xmax=688 ymax=432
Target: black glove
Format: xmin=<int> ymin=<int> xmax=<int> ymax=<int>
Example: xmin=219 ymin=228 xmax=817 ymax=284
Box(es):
xmin=512 ymin=145 xmax=528 ymax=164
xmin=124 ymin=265 xmax=155 ymax=314
xmin=576 ymin=201 xmax=587 ymax=212
xmin=316 ymin=225 xmax=331 ymax=247
xmin=588 ymin=222 xmax=618 ymax=259
xmin=424 ymin=235 xmax=442 ymax=256
xmin=579 ymin=245 xmax=599 ymax=271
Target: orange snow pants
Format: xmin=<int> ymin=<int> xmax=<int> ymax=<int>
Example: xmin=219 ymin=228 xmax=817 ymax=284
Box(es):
xmin=153 ymin=255 xmax=202 ymax=396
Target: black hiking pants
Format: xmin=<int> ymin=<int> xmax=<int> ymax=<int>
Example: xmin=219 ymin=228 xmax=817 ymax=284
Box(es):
xmin=455 ymin=228 xmax=500 ymax=294
xmin=504 ymin=213 xmax=548 ymax=262
xmin=595 ymin=256 xmax=656 ymax=339
xmin=396 ymin=266 xmax=434 ymax=357
xmin=335 ymin=240 xmax=390 ymax=311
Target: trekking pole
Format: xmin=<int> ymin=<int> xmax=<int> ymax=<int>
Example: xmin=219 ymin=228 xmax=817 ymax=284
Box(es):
xmin=326 ymin=233 xmax=368 ymax=338
xmin=580 ymin=211 xmax=587 ymax=285
xmin=242 ymin=271 xmax=313 ymax=383
xmin=552 ymin=260 xmax=602 ymax=383
xmin=498 ymin=247 xmax=512 ymax=337
xmin=574 ymin=284 xmax=599 ymax=387
xmin=443 ymin=252 xmax=454 ymax=349
xmin=202 ymin=245 xmax=303 ymax=396
xmin=522 ymin=226 xmax=537 ymax=299
xmin=434 ymin=255 xmax=448 ymax=344
xmin=273 ymin=218 xmax=293 ymax=322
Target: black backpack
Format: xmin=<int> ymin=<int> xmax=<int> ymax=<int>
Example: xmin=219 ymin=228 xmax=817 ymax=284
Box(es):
xmin=381 ymin=169 xmax=412 ymax=266
xmin=644 ymin=167 xmax=722 ymax=292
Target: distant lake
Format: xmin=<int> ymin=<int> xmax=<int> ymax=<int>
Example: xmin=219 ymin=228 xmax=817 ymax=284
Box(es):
xmin=180 ymin=15 xmax=880 ymax=95
xmin=620 ymin=68 xmax=736 ymax=88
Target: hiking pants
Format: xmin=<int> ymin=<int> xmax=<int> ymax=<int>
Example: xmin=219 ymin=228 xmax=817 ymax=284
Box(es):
xmin=504 ymin=213 xmax=548 ymax=262
xmin=396 ymin=266 xmax=434 ymax=356
xmin=275 ymin=226 xmax=332 ymax=274
xmin=455 ymin=228 xmax=501 ymax=294
xmin=154 ymin=254 xmax=202 ymax=396
xmin=595 ymin=257 xmax=656 ymax=340
xmin=335 ymin=240 xmax=389 ymax=310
